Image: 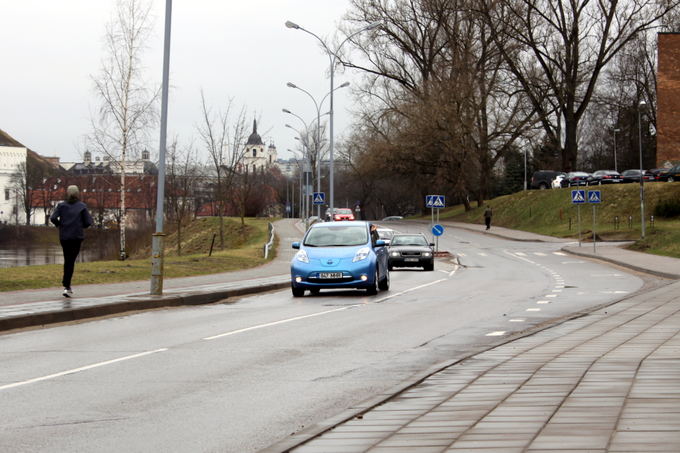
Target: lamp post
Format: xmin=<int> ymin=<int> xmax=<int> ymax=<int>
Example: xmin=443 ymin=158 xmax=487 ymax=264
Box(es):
xmin=638 ymin=100 xmax=646 ymax=239
xmin=284 ymin=82 xmax=349 ymax=218
xmin=150 ymin=0 xmax=172 ymax=295
xmin=613 ymin=127 xmax=620 ymax=173
xmin=285 ymin=20 xmax=380 ymax=220
xmin=286 ymin=125 xmax=312 ymax=227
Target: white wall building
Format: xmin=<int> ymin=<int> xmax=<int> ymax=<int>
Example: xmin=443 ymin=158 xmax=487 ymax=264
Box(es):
xmin=0 ymin=130 xmax=28 ymax=224
xmin=240 ymin=120 xmax=277 ymax=172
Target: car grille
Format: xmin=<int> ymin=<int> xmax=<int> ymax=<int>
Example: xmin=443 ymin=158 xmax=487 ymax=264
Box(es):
xmin=400 ymin=251 xmax=422 ymax=256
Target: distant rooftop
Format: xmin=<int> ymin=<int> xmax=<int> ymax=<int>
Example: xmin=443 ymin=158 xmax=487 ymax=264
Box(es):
xmin=0 ymin=129 xmax=25 ymax=148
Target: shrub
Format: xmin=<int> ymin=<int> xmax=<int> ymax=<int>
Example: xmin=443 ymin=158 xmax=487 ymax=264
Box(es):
xmin=654 ymin=198 xmax=680 ymax=218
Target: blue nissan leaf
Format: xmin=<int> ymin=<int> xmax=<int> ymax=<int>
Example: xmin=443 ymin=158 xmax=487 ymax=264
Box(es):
xmin=290 ymin=221 xmax=390 ymax=297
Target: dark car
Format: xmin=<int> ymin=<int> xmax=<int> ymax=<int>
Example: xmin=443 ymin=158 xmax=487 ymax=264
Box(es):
xmin=621 ymin=169 xmax=654 ymax=183
xmin=657 ymin=165 xmax=680 ymax=182
xmin=530 ymin=170 xmax=564 ymax=190
xmin=560 ymin=172 xmax=591 ymax=187
xmin=388 ymin=233 xmax=434 ymax=271
xmin=588 ymin=170 xmax=622 ymax=185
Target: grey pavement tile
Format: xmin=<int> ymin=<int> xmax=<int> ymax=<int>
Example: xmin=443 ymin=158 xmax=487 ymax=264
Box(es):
xmin=529 ymin=432 xmax=611 ymax=450
xmin=560 ymin=397 xmax=625 ymax=407
xmin=609 ymin=430 xmax=680 ymax=451
xmin=367 ymin=446 xmax=446 ymax=453
xmin=465 ymin=420 xmax=551 ymax=434
xmin=447 ymin=437 xmax=531 ymax=448
xmin=527 ymin=450 xmax=605 ymax=453
xmin=397 ymin=426 xmax=467 ymax=435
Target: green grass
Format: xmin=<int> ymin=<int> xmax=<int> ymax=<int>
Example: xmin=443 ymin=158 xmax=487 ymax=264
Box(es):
xmin=0 ymin=217 xmax=277 ymax=292
xmin=425 ymin=183 xmax=680 ymax=258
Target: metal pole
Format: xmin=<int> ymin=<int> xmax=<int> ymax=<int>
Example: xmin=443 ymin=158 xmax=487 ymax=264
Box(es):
xmin=150 ymin=0 xmax=172 ymax=296
xmin=523 ymin=148 xmax=527 ymax=191
xmin=638 ymin=106 xmax=645 ymax=239
xmin=613 ymin=128 xmax=619 ymax=173
xmin=592 ymin=205 xmax=596 ymax=254
xmin=577 ymin=204 xmax=582 ymax=247
xmin=329 ymin=68 xmax=335 ymax=221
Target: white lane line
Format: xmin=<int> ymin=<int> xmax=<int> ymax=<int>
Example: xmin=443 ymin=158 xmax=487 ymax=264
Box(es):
xmin=534 ymin=252 xmax=547 ymax=256
xmin=0 ymin=348 xmax=168 ymax=392
xmin=515 ymin=252 xmax=527 ymax=256
xmin=552 ymin=289 xmax=562 ymax=293
xmin=553 ymin=252 xmax=567 ymax=256
xmin=486 ymin=331 xmax=506 ymax=336
xmin=526 ymin=308 xmax=541 ymax=312
xmin=537 ymin=300 xmax=550 ymax=304
xmin=509 ymin=319 xmax=525 ymax=322
xmin=458 ymin=253 xmax=466 ymax=257
xmin=545 ymin=294 xmax=557 ymax=298
xmin=478 ymin=252 xmax=488 ymax=256
xmin=204 ymin=279 xmax=450 ymax=341
xmin=438 ymin=269 xmax=449 ymax=274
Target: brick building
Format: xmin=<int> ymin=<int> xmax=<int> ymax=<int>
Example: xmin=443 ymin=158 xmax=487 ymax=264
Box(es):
xmin=657 ymin=33 xmax=680 ymax=167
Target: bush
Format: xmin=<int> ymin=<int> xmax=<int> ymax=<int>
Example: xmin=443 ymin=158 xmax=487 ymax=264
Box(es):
xmin=654 ymin=198 xmax=680 ymax=218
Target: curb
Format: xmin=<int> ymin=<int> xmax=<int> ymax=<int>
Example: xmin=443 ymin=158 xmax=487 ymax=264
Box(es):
xmin=0 ymin=279 xmax=290 ymax=332
xmin=562 ymin=247 xmax=680 ymax=280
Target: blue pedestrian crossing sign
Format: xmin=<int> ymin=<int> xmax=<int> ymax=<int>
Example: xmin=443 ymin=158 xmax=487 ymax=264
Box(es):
xmin=571 ymin=190 xmax=586 ymax=204
xmin=425 ymin=195 xmax=446 ymax=208
xmin=432 ymin=224 xmax=444 ymax=236
xmin=588 ymin=190 xmax=602 ymax=204
xmin=312 ymin=192 xmax=325 ymax=205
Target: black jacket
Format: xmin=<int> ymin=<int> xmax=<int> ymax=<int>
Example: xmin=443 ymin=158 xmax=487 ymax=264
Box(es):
xmin=50 ymin=201 xmax=93 ymax=241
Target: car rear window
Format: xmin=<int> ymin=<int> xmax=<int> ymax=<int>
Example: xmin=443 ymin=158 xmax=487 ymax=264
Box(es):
xmin=304 ymin=225 xmax=368 ymax=247
xmin=391 ymin=235 xmax=428 ymax=246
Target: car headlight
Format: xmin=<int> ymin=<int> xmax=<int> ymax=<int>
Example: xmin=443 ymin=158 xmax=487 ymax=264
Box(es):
xmin=353 ymin=247 xmax=370 ymax=262
xmin=295 ymin=249 xmax=309 ymax=263
xmin=423 ymin=252 xmax=432 ymax=257
xmin=390 ymin=251 xmax=400 ymax=257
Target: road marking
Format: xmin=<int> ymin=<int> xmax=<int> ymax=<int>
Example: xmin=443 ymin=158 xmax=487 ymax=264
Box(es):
xmin=509 ymin=319 xmax=525 ymax=322
xmin=486 ymin=331 xmax=506 ymax=336
xmin=204 ymin=279 xmax=450 ymax=341
xmin=526 ymin=308 xmax=541 ymax=312
xmin=553 ymin=252 xmax=567 ymax=256
xmin=534 ymin=252 xmax=547 ymax=256
xmin=0 ymin=348 xmax=168 ymax=392
xmin=552 ymin=289 xmax=562 ymax=293
xmin=438 ymin=270 xmax=449 ymax=274
xmin=515 ymin=252 xmax=526 ymax=256
xmin=537 ymin=300 xmax=550 ymax=304
xmin=478 ymin=252 xmax=488 ymax=256
xmin=545 ymin=294 xmax=557 ymax=298
xmin=600 ymin=290 xmax=629 ymax=294
xmin=458 ymin=253 xmax=466 ymax=257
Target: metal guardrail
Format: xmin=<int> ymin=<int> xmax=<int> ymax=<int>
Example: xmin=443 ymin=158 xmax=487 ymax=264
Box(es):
xmin=263 ymin=222 xmax=275 ymax=259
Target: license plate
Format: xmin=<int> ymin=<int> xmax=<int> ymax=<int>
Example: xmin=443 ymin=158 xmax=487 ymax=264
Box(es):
xmin=319 ymin=272 xmax=343 ymax=279
xmin=405 ymin=258 xmax=419 ymax=262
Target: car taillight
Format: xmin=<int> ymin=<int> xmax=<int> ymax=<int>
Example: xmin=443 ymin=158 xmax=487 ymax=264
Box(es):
xmin=334 ymin=215 xmax=341 ymax=220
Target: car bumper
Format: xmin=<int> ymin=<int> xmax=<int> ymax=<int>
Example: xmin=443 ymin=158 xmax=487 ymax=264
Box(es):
xmin=290 ymin=261 xmax=376 ymax=289
xmin=389 ymin=257 xmax=433 ymax=268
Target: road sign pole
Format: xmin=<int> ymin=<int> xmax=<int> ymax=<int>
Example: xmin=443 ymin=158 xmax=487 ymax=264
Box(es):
xmin=593 ymin=205 xmax=597 ymax=253
xmin=577 ymin=204 xmax=582 ymax=247
xmin=431 ymin=207 xmax=435 ymax=244
xmin=436 ymin=208 xmax=440 ymax=253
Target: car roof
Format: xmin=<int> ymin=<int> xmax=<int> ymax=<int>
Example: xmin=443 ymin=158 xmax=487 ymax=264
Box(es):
xmin=311 ymin=220 xmax=368 ymax=229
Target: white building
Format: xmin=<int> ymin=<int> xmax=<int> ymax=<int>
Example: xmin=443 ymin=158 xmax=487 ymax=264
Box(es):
xmin=240 ymin=120 xmax=277 ymax=172
xmin=0 ymin=130 xmax=28 ymax=224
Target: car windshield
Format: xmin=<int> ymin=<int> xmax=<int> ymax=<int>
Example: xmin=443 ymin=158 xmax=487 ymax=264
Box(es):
xmin=377 ymin=230 xmax=394 ymax=239
xmin=391 ymin=235 xmax=428 ymax=246
xmin=335 ymin=209 xmax=353 ymax=215
xmin=304 ymin=225 xmax=368 ymax=247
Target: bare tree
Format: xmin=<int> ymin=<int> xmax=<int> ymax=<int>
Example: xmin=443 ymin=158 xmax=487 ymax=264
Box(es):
xmin=89 ymin=0 xmax=158 ymax=259
xmin=166 ymin=140 xmax=201 ymax=255
xmin=196 ymin=92 xmax=249 ymax=248
xmin=480 ymin=0 xmax=679 ymax=171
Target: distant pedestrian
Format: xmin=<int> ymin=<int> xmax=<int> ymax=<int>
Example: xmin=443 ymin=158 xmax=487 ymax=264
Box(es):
xmin=484 ymin=206 xmax=492 ymax=230
xmin=50 ymin=185 xmax=93 ymax=297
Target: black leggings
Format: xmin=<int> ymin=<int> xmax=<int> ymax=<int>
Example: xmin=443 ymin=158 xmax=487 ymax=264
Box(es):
xmin=60 ymin=239 xmax=82 ymax=288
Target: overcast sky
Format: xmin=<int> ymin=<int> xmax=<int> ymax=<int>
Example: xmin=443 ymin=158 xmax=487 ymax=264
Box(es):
xmin=0 ymin=0 xmax=360 ymax=163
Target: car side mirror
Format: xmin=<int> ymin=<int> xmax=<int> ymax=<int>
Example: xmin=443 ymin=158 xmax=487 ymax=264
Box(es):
xmin=430 ymin=243 xmax=435 ymax=247
xmin=375 ymin=240 xmax=386 ymax=247
xmin=292 ymin=242 xmax=300 ymax=249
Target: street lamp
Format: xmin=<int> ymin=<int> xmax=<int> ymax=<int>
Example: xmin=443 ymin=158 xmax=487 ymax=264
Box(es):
xmin=613 ymin=127 xmax=620 ymax=173
xmin=283 ymin=81 xmax=348 ymax=217
xmin=638 ymin=100 xmax=646 ymax=239
xmin=285 ymin=20 xmax=380 ymax=220
xmin=286 ymin=124 xmax=312 ymax=226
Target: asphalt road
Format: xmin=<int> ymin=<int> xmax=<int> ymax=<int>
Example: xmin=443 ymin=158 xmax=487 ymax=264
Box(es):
xmin=0 ymin=222 xmax=646 ymax=452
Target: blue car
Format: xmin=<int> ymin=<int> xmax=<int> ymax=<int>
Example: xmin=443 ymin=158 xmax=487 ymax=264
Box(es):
xmin=290 ymin=221 xmax=390 ymax=297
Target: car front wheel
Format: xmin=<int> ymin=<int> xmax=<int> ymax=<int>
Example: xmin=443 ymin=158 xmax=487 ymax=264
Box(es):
xmin=378 ymin=267 xmax=390 ymax=291
xmin=366 ymin=269 xmax=379 ymax=295
xmin=292 ymin=286 xmax=305 ymax=297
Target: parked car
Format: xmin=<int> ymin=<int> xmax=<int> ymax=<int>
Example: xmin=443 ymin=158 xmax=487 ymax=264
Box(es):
xmin=657 ymin=165 xmax=680 ymax=182
xmin=530 ymin=170 xmax=564 ymax=190
xmin=560 ymin=172 xmax=591 ymax=187
xmin=325 ymin=208 xmax=355 ymax=221
xmin=290 ymin=221 xmax=389 ymax=297
xmin=376 ymin=227 xmax=396 ymax=245
xmin=381 ymin=216 xmax=404 ymax=221
xmin=588 ymin=170 xmax=622 ymax=185
xmin=621 ymin=169 xmax=654 ymax=183
xmin=387 ymin=233 xmax=434 ymax=271
xmin=551 ymin=174 xmax=566 ymax=188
